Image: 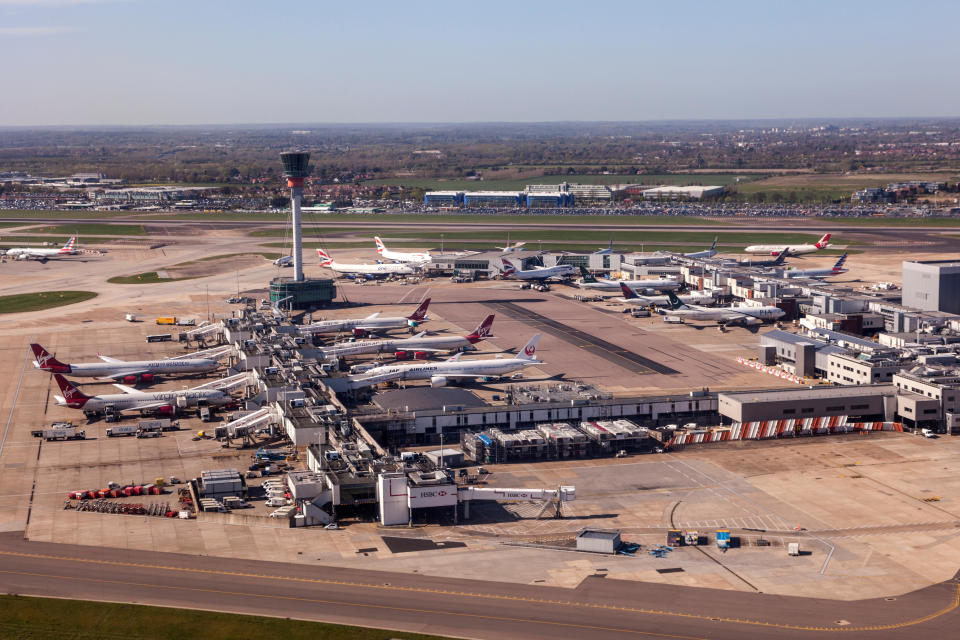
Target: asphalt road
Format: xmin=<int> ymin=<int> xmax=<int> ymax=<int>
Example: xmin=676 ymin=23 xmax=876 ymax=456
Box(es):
xmin=1 ymin=532 xmax=959 ymax=639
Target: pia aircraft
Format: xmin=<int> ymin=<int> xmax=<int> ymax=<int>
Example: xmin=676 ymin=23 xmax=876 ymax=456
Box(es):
xmin=317 ymin=249 xmax=415 ymax=277
xmin=500 ymin=258 xmax=576 ymax=281
xmin=618 ymin=283 xmax=716 ymax=307
xmin=375 ymin=237 xmax=431 ymax=264
xmin=681 ymin=236 xmax=719 ymax=259
xmin=342 ymin=334 xmax=543 ymax=390
xmin=4 ymin=237 xmax=79 ymax=262
xmin=30 ymin=343 xmax=220 ymax=382
xmin=745 ymin=233 xmax=831 ymax=255
xmin=320 ymin=314 xmax=494 ymax=359
xmin=301 ymin=298 xmax=430 ymax=335
xmin=780 ymin=253 xmax=848 ymax=279
xmin=576 ymin=267 xmax=681 ymax=292
xmin=659 ymin=292 xmax=785 ymax=326
xmin=53 ymin=373 xmax=235 ymax=415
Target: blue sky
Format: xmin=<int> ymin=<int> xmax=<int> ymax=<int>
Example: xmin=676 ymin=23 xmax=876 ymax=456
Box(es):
xmin=1 ymin=0 xmax=958 ymax=125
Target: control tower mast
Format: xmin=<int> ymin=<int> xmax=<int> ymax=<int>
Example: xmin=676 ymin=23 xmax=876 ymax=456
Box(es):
xmin=280 ymin=151 xmax=310 ymax=282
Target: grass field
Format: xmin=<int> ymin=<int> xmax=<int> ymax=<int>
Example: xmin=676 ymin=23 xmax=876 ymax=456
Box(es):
xmin=22 ymin=223 xmax=147 ymax=236
xmin=734 ymin=173 xmax=960 ymax=202
xmin=809 ymin=216 xmax=960 ymax=226
xmin=0 ymin=290 xmax=97 ymax=314
xmin=0 ymin=594 xmax=455 ymax=640
xmin=107 ymin=272 xmax=196 ymax=284
xmin=362 ymin=173 xmax=755 ymax=190
xmin=195 ymin=252 xmax=283 ymax=261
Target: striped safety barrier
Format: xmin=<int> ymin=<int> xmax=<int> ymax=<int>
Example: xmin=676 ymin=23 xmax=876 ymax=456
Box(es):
xmin=668 ymin=419 xmax=903 ymax=446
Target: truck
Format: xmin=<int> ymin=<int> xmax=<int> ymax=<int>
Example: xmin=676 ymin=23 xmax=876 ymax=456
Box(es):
xmin=666 ymin=529 xmax=683 ymax=546
xmin=716 ymin=529 xmax=732 ymax=550
xmin=138 ymin=418 xmax=177 ymax=432
xmin=105 ymin=425 xmax=138 ymax=437
xmin=176 ymin=318 xmax=197 ymax=326
xmin=39 ymin=426 xmax=86 ymax=441
xmin=788 ymin=542 xmax=800 ymax=556
xmin=156 ymin=317 xmax=177 ymax=325
xmin=921 ymin=428 xmax=936 ymax=438
xmin=684 ymin=530 xmax=700 ymax=546
xmin=146 ymin=334 xmax=173 ymax=343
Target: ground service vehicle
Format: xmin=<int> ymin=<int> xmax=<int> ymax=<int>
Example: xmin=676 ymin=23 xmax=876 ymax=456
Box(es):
xmin=105 ymin=425 xmax=138 ymax=437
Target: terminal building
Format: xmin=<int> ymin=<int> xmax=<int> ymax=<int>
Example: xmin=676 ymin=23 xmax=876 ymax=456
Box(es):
xmin=641 ymin=185 xmax=725 ymax=200
xmin=902 ymin=260 xmax=960 ymax=314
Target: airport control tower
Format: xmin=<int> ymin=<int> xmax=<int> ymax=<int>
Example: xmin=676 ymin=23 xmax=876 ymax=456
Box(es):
xmin=270 ymin=151 xmax=336 ymax=311
xmin=281 ymin=150 xmax=310 ymax=281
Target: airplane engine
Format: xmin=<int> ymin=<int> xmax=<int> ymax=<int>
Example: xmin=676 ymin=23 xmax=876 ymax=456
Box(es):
xmin=394 ymin=351 xmax=409 ymax=360
xmin=140 ymin=373 xmax=155 ymax=384
xmin=743 ymin=316 xmax=763 ymax=325
xmin=430 ymin=376 xmax=448 ymax=388
xmin=352 ymin=328 xmax=367 ymax=338
xmin=413 ymin=351 xmax=428 ymax=360
xmin=155 ymin=405 xmax=176 ymax=417
xmin=122 ymin=375 xmax=138 ymax=384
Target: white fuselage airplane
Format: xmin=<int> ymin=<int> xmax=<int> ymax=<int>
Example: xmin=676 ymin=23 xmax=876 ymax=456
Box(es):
xmin=53 ymin=374 xmax=232 ymax=414
xmin=343 ymin=334 xmax=543 ymax=390
xmin=780 ymin=253 xmax=849 ymax=279
xmin=745 ymin=233 xmax=831 ymax=256
xmin=321 ymin=315 xmax=494 ymax=359
xmin=576 ymin=267 xmax=681 ymax=292
xmin=375 ymin=237 xmax=431 ymax=264
xmin=317 ymin=249 xmax=415 ymax=277
xmin=301 ymin=298 xmax=430 ymax=335
xmin=659 ymin=292 xmax=785 ymax=326
xmin=4 ymin=236 xmax=78 ymax=261
xmin=30 ymin=343 xmax=218 ymax=381
xmin=500 ymin=257 xmax=576 ymax=281
xmin=617 ymin=283 xmax=715 ymax=307
xmin=681 ymin=236 xmax=719 ymax=259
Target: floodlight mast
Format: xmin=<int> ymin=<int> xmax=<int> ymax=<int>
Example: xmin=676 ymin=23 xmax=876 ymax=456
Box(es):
xmin=280 ymin=151 xmax=311 ymax=282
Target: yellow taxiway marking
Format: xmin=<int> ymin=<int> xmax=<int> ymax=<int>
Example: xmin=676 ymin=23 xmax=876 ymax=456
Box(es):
xmin=0 ymin=550 xmax=957 ymax=633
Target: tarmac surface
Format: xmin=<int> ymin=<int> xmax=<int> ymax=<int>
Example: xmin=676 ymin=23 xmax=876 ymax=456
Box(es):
xmin=1 ymin=531 xmax=960 ymax=639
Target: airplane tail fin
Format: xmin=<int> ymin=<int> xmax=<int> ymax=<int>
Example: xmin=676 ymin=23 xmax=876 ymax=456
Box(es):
xmin=579 ymin=266 xmax=597 ymax=282
xmin=517 ymin=334 xmax=541 ymax=361
xmin=773 ymin=249 xmax=789 ymax=265
xmin=710 ymin=235 xmax=718 ymax=251
xmin=374 ymin=236 xmax=386 ymax=254
xmin=667 ymin=291 xmax=685 ymax=310
xmin=500 ymin=258 xmax=516 ymax=275
xmin=53 ymin=373 xmax=89 ymax=407
xmin=815 ymin=233 xmax=832 ymax=249
xmin=316 ymin=248 xmax=333 ymax=266
xmin=59 ymin=236 xmax=76 ymax=253
xmin=832 ymin=252 xmax=848 ymax=271
xmin=30 ymin=343 xmax=70 ymax=372
xmin=619 ymin=282 xmax=638 ymax=299
xmin=466 ymin=314 xmax=495 ymax=344
xmin=407 ymin=298 xmax=431 ymax=321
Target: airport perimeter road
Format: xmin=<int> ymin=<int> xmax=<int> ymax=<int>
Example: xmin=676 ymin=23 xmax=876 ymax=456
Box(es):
xmin=1 ymin=533 xmax=959 ymax=639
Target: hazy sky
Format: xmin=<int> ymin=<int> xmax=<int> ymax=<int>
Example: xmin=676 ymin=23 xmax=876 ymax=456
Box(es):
xmin=1 ymin=0 xmax=958 ymax=126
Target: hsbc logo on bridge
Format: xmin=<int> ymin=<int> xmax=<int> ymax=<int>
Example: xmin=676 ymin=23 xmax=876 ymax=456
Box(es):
xmin=407 ymin=485 xmax=458 ymax=508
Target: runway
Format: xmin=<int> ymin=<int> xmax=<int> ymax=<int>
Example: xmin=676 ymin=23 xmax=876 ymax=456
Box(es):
xmin=1 ymin=532 xmax=959 ymax=639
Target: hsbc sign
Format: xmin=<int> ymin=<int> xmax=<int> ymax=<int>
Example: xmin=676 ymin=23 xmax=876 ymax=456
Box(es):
xmin=408 ymin=484 xmax=458 ymax=508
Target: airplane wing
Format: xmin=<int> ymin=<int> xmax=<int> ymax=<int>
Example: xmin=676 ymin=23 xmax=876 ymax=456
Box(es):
xmin=111 ymin=383 xmax=140 ymax=394
xmin=97 ymin=369 xmax=149 ymax=381
xmin=191 ymin=372 xmax=250 ymax=391
xmin=97 ymin=355 xmax=126 ymax=364
xmin=363 ymin=312 xmax=381 ymax=320
xmin=447 ymin=352 xmax=464 ymax=361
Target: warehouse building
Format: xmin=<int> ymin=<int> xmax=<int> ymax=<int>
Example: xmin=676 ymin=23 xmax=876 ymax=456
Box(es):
xmin=902 ymin=260 xmax=960 ymax=314
xmin=641 ymin=185 xmax=725 ymax=200
xmin=718 ymin=386 xmax=896 ymax=424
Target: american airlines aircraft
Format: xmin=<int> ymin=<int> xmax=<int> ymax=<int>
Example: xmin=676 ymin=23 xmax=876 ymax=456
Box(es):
xmin=745 ymin=233 xmax=831 ymax=256
xmin=374 ymin=237 xmax=431 ymax=264
xmin=337 ymin=334 xmax=543 ymax=390
xmin=53 ymin=373 xmax=233 ymax=415
xmin=301 ymin=298 xmax=430 ymax=335
xmin=30 ymin=343 xmax=219 ymax=382
xmin=576 ymin=267 xmax=681 ymax=292
xmin=659 ymin=292 xmax=785 ymax=326
xmin=618 ymin=283 xmax=716 ymax=307
xmin=500 ymin=257 xmax=576 ymax=281
xmin=4 ymin=236 xmax=79 ymax=262
xmin=780 ymin=253 xmax=848 ymax=279
xmin=320 ymin=315 xmax=494 ymax=359
xmin=317 ymin=249 xmax=415 ymax=277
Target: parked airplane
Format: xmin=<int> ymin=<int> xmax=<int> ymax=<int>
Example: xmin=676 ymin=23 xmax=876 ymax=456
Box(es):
xmin=30 ymin=343 xmax=219 ymax=382
xmin=576 ymin=267 xmax=681 ymax=292
xmin=301 ymin=298 xmax=430 ymax=335
xmin=274 ymin=255 xmax=293 ymax=267
xmin=730 ymin=249 xmax=790 ymax=268
xmin=345 ymin=334 xmax=543 ymax=389
xmin=682 ymin=236 xmax=719 ymax=259
xmin=659 ymin=292 xmax=785 ymax=326
xmin=618 ymin=283 xmax=716 ymax=307
xmin=317 ymin=248 xmax=415 ymax=277
xmin=375 ymin=237 xmax=431 ymax=264
xmin=53 ymin=373 xmax=234 ymax=415
xmin=321 ymin=315 xmax=494 ymax=359
xmin=780 ymin=253 xmax=848 ymax=279
xmin=499 ymin=257 xmax=576 ymax=281
xmin=4 ymin=236 xmax=79 ymax=262
xmin=745 ymin=233 xmax=831 ymax=255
